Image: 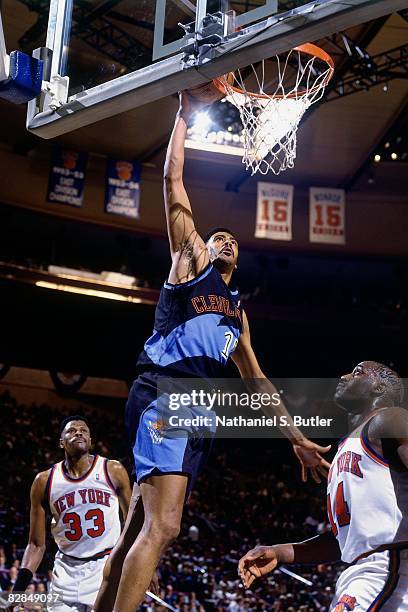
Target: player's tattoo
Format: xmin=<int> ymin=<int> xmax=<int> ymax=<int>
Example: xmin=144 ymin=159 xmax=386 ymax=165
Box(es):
xmin=168 ymin=203 xmax=208 ymax=284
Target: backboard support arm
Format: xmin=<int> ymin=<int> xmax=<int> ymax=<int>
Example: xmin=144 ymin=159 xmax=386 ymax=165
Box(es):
xmin=0 ymin=11 xmax=10 ymax=82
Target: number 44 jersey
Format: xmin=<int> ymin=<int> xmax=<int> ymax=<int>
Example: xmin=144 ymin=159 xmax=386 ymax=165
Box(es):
xmin=327 ymin=420 xmax=408 ymax=564
xmin=47 ymin=455 xmax=121 ymax=558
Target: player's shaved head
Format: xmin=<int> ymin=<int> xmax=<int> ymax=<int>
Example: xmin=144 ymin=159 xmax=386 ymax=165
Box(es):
xmin=335 ymin=361 xmax=404 ymax=412
xmin=362 ymin=361 xmax=404 ymax=406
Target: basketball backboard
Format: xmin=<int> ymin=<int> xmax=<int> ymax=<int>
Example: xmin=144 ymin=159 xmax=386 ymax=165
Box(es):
xmin=0 ymin=11 xmax=9 ymax=82
xmin=26 ymin=0 xmax=408 ymax=139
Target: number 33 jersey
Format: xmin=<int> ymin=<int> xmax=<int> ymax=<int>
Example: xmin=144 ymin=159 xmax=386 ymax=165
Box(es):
xmin=327 ymin=421 xmax=408 ymax=564
xmin=47 ymin=455 xmax=121 ymax=558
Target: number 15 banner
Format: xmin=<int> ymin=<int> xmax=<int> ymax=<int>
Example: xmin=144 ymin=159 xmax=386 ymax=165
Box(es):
xmin=309 ymin=187 xmax=346 ymax=245
xmin=256 ymin=182 xmax=293 ymax=241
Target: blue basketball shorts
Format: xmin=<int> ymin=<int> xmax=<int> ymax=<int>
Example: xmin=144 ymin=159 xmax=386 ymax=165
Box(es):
xmin=125 ymin=372 xmax=215 ymax=495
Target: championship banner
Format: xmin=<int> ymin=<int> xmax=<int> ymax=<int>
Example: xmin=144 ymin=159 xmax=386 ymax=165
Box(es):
xmin=309 ymin=187 xmax=346 ymax=245
xmin=47 ymin=147 xmax=88 ymax=208
xmin=105 ymin=159 xmax=141 ymax=219
xmin=255 ymin=182 xmax=293 ymax=241
xmin=50 ymin=371 xmax=87 ymax=394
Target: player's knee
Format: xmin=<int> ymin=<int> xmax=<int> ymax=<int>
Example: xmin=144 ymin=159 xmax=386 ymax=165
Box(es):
xmin=161 ymin=518 xmax=181 ymax=544
xmin=145 ymin=515 xmax=181 ymax=547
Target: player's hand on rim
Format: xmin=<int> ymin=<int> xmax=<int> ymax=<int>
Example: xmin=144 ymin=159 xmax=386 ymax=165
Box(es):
xmin=238 ymin=545 xmax=278 ymax=588
xmin=292 ymin=439 xmax=331 ymax=483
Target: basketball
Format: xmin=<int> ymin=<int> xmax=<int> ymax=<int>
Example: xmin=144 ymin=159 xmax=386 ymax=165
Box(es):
xmin=186 ymin=72 xmax=235 ymax=105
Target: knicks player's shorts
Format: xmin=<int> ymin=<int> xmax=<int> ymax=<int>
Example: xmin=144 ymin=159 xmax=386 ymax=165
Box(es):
xmin=330 ymin=548 xmax=408 ymax=611
xmin=47 ymin=550 xmax=108 ymax=611
xmin=126 ymin=372 xmax=214 ymax=496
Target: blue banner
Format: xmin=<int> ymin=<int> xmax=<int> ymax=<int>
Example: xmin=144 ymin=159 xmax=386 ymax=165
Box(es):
xmin=105 ymin=159 xmax=140 ymax=219
xmin=47 ymin=147 xmax=88 ymax=207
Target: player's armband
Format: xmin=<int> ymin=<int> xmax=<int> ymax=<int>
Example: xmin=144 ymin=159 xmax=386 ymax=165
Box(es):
xmin=12 ymin=567 xmax=33 ymax=592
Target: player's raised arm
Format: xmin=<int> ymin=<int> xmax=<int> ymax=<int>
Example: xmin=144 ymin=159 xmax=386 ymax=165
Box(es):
xmin=232 ymin=310 xmax=331 ymax=483
xmin=238 ymin=532 xmax=341 ymax=588
xmin=12 ymin=471 xmax=48 ymax=592
xmin=106 ymin=460 xmax=132 ymax=520
xmin=163 ymin=92 xmax=209 ymax=285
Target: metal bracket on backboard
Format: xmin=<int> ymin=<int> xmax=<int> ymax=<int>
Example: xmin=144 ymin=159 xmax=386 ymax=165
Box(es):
xmin=26 ymin=47 xmax=69 ymax=121
xmin=180 ymin=11 xmax=234 ymax=67
xmin=42 ymin=74 xmax=70 ymax=110
xmin=153 ymin=0 xmax=279 ymax=61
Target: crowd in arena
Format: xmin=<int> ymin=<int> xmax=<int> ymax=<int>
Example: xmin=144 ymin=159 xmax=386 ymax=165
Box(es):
xmin=0 ymin=390 xmax=343 ymax=610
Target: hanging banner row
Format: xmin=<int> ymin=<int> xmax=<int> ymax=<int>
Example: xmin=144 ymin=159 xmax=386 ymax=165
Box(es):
xmin=256 ymin=182 xmax=346 ymax=245
xmin=46 ymin=148 xmax=345 ymax=245
xmin=47 ymin=147 xmax=141 ymax=219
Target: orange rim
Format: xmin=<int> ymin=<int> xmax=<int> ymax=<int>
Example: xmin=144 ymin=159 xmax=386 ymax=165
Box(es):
xmin=212 ymin=43 xmax=334 ymax=100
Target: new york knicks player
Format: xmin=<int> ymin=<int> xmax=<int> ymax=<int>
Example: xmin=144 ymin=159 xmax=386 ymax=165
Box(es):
xmin=95 ymin=91 xmax=331 ymax=612
xmin=239 ymin=361 xmax=408 ymax=611
xmin=11 ymin=416 xmax=132 ymax=611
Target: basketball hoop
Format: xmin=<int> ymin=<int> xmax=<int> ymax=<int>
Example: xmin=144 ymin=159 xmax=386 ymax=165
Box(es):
xmin=212 ymin=44 xmax=334 ymax=175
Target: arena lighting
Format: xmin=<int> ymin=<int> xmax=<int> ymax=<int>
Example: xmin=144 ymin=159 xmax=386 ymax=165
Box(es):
xmin=186 ymin=99 xmax=246 ymax=155
xmin=391 ymin=152 xmax=398 ymax=160
xmin=192 ymin=111 xmax=211 ymax=135
xmin=374 ymin=154 xmax=381 ymax=162
xmin=35 ymin=281 xmax=143 ymax=303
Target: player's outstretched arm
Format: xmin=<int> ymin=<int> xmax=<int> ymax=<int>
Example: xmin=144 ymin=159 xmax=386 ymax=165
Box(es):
xmin=232 ymin=311 xmax=331 ymax=483
xmin=163 ymin=92 xmax=209 ymax=285
xmin=238 ymin=532 xmax=341 ymax=588
xmin=12 ymin=471 xmax=48 ymax=592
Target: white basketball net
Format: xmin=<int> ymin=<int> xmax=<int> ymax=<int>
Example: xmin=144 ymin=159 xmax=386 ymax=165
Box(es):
xmin=219 ymin=49 xmax=333 ymax=175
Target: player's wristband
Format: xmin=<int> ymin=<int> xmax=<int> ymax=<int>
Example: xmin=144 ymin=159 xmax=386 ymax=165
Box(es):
xmin=13 ymin=567 xmax=33 ymax=592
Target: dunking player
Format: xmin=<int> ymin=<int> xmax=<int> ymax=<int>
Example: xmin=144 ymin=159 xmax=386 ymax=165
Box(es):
xmin=239 ymin=361 xmax=408 ymax=611
xmin=10 ymin=416 xmax=132 ymax=611
xmin=95 ymin=91 xmax=331 ymax=612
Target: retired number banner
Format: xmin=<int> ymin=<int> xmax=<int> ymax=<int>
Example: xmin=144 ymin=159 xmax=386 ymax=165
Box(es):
xmin=105 ymin=159 xmax=141 ymax=219
xmin=47 ymin=147 xmax=88 ymax=208
xmin=256 ymin=182 xmax=293 ymax=241
xmin=309 ymin=187 xmax=346 ymax=245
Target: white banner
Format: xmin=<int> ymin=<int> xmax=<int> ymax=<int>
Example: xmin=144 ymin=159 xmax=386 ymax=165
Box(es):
xmin=309 ymin=187 xmax=346 ymax=245
xmin=256 ymin=182 xmax=293 ymax=241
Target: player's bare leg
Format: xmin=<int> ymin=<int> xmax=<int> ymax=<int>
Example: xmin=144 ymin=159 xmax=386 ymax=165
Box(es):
xmin=112 ymin=473 xmax=188 ymax=612
xmin=93 ymin=484 xmax=144 ymax=612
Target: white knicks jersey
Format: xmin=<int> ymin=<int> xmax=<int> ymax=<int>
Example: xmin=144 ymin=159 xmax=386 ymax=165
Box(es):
xmin=327 ymin=422 xmax=408 ymax=563
xmin=47 ymin=455 xmax=121 ymax=559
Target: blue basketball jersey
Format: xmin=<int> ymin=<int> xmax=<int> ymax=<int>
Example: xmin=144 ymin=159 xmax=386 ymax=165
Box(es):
xmin=136 ymin=264 xmax=243 ymax=378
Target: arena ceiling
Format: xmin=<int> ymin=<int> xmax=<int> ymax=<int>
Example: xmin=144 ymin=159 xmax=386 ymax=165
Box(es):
xmin=0 ymin=2 xmax=407 ymax=196
xmin=1 ymin=3 xmax=408 ymax=377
